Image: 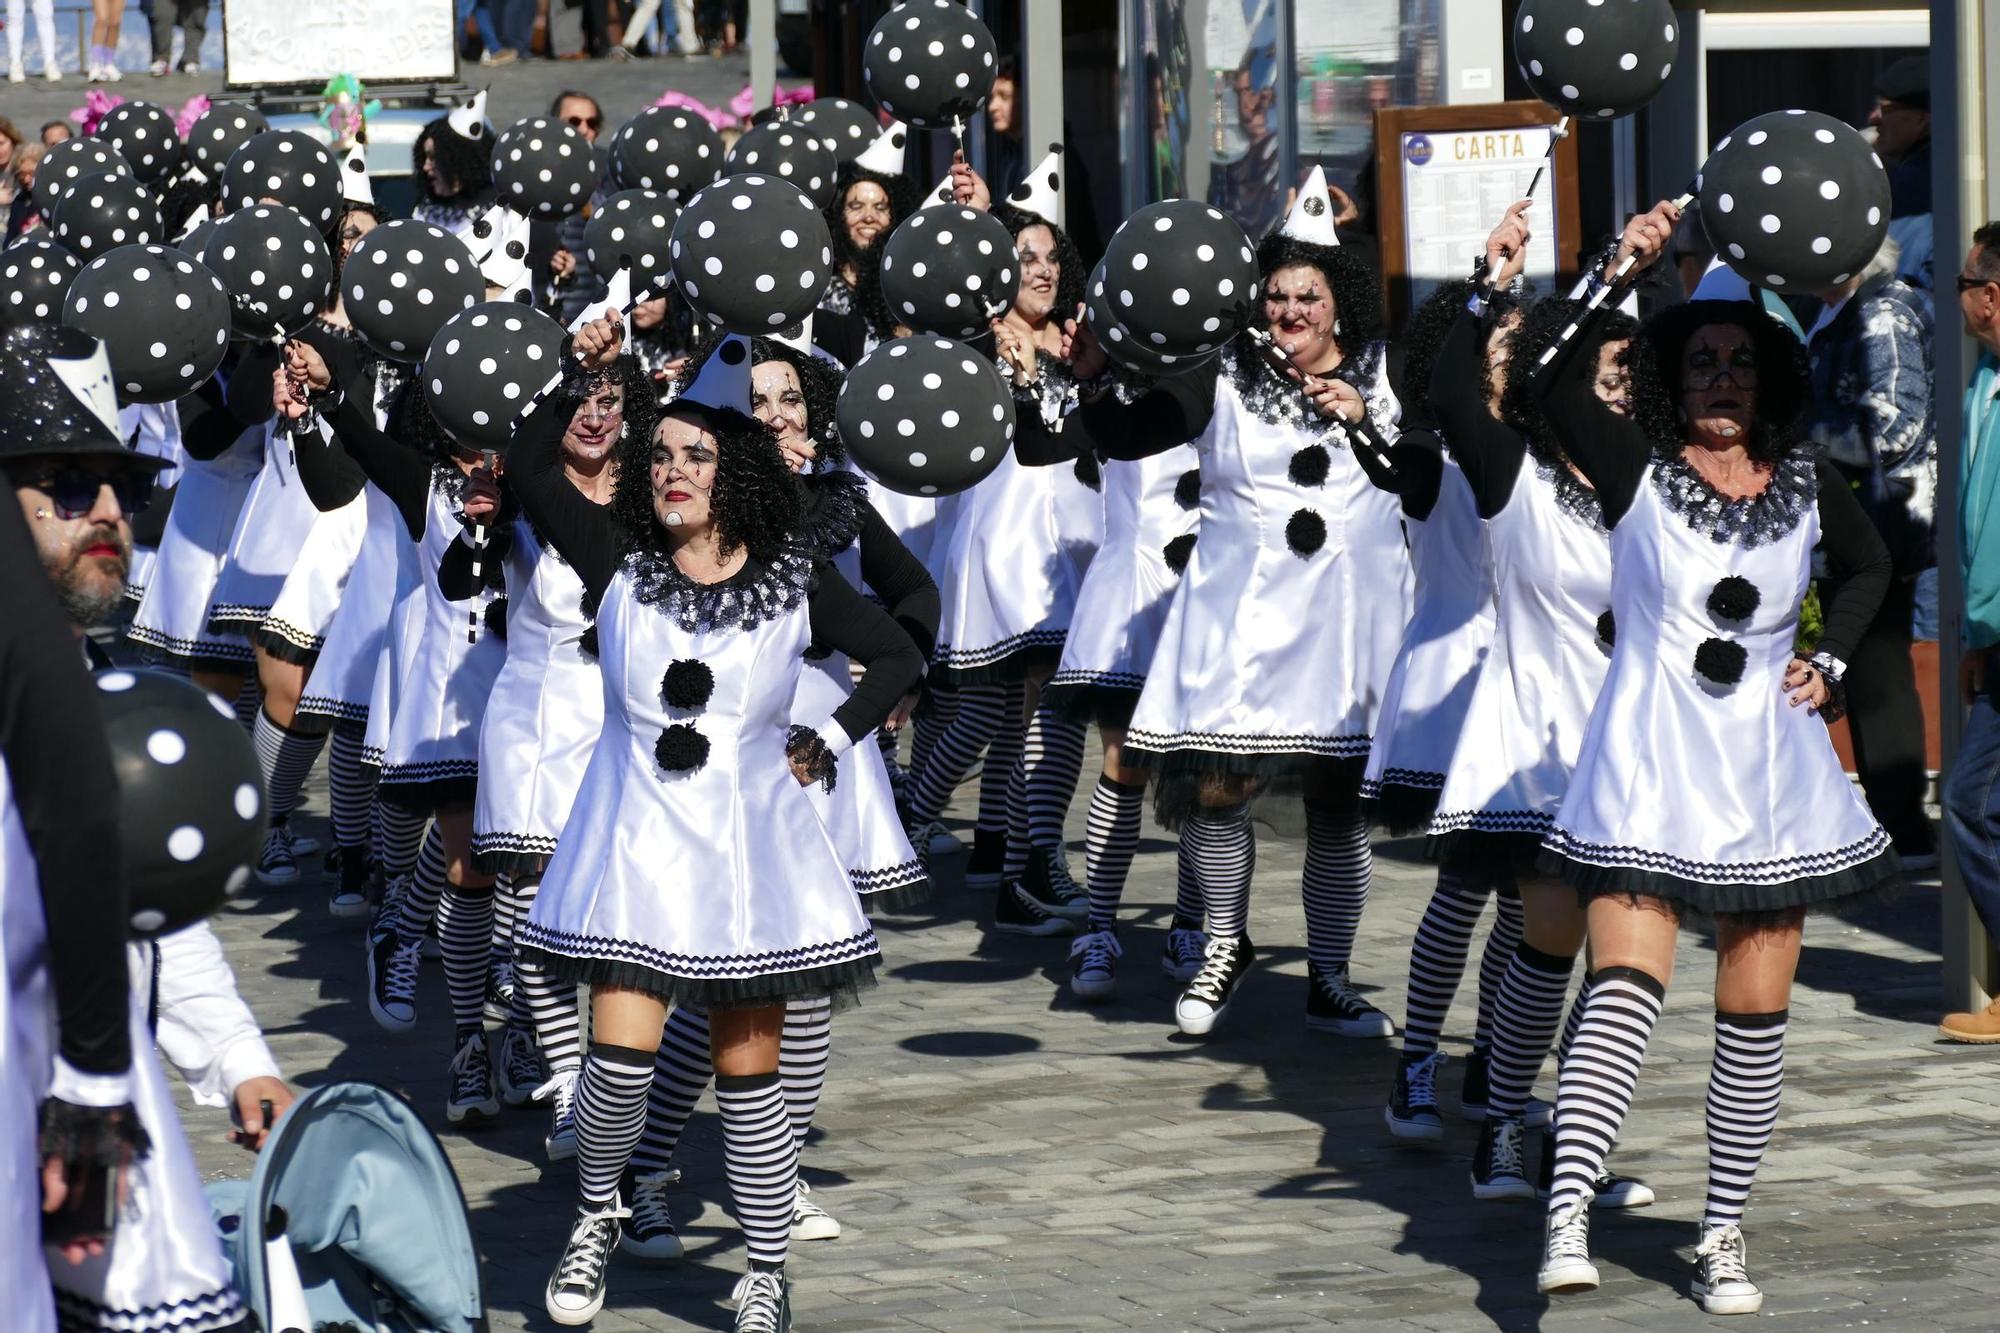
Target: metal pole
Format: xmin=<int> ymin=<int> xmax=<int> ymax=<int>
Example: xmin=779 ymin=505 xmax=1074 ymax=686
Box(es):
xmin=750 ymin=0 xmax=778 ymax=111
xmin=1938 ymin=0 xmax=1990 ymax=1013
xmin=1022 ymin=0 xmax=1065 ymax=203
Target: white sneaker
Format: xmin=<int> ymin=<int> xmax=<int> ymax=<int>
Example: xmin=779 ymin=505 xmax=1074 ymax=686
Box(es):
xmin=621 ymin=1169 xmax=686 ymax=1259
xmin=1067 ymin=928 xmax=1121 ymax=1002
xmin=1693 ymin=1224 xmax=1763 ymax=1315
xmin=538 ymin=1069 xmax=579 ymax=1160
xmin=1536 ymin=1202 xmax=1599 ymax=1294
xmin=102 ymin=62 xmax=121 ymax=80
xmin=791 ymin=1179 xmax=840 ymax=1241
xmin=8 ymin=62 xmax=25 ymax=83
xmin=43 ymin=65 xmax=60 ymax=82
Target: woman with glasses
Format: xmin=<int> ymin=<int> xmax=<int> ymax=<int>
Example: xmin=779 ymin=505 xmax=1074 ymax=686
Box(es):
xmin=1008 ymin=173 xmax=1409 ymax=1041
xmin=1528 ymin=200 xmax=1897 ymax=1314
xmin=819 ymin=141 xmax=915 ymax=345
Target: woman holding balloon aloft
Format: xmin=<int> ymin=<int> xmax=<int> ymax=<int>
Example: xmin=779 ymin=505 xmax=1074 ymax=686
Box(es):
xmin=902 ymin=149 xmax=1108 ymax=930
xmin=1530 ymin=169 xmax=1899 ymax=1311
xmin=1017 ymin=169 xmax=1409 ymax=1039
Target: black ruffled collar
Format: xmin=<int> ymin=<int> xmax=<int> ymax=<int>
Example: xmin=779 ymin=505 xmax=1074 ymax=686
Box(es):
xmin=1224 ymin=340 xmax=1393 ymax=445
xmin=1529 ymin=448 xmax=1606 ymax=532
xmin=622 ymin=543 xmax=815 ymax=633
xmin=1015 ymin=353 xmax=1080 ymax=430
xmin=1651 ymin=447 xmax=1818 ymax=549
xmin=804 ymin=469 xmax=867 ymax=558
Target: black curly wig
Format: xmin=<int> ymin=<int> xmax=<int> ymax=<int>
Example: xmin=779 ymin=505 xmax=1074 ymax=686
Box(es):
xmin=154 ymin=167 xmax=219 ymax=240
xmin=325 ymin=201 xmax=392 ymax=311
xmin=1402 ymin=278 xmax=1520 ymax=411
xmin=825 ymin=164 xmax=918 ymax=276
xmin=1500 ymin=295 xmax=1640 ymax=468
xmin=413 ymin=116 xmax=493 ymax=207
xmin=677 ymin=334 xmax=846 ymax=469
xmin=1627 ymin=300 xmax=1810 ymax=468
xmin=558 ymin=353 xmax=662 ymax=470
xmin=994 ymin=202 xmax=1087 ymax=322
xmin=610 ymin=399 xmax=805 ymax=564
xmin=1255 ymin=233 xmax=1384 ymax=348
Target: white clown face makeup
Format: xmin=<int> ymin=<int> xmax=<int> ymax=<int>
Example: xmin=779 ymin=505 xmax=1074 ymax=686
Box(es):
xmin=1012 ymin=223 xmax=1060 ymax=324
xmin=750 ymin=360 xmax=814 ymax=473
xmin=1681 ymin=324 xmax=1759 ymax=443
xmin=651 ymin=411 xmax=719 ymax=534
xmin=1263 ymin=262 xmax=1337 ymax=366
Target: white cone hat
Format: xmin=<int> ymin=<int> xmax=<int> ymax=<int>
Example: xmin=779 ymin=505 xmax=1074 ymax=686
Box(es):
xmin=447 ymin=89 xmax=490 ymax=142
xmin=1002 ymin=145 xmax=1063 ymax=226
xmin=771 ymin=311 xmax=814 ymax=356
xmin=477 ymin=206 xmax=534 ymax=298
xmin=919 ymin=170 xmax=957 ymax=210
xmin=1278 ymin=164 xmax=1340 ymax=248
xmin=853 ymin=120 xmax=908 ymax=177
xmin=569 ymin=266 xmax=633 ymax=342
xmin=339 ymin=147 xmax=374 ymax=206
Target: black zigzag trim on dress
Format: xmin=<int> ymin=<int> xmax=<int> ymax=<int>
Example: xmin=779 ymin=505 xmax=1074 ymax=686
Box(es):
xmin=55 ymin=1283 xmax=247 ymax=1333
xmin=378 ymin=760 xmax=477 ymax=811
xmin=1543 ymin=824 xmax=1899 ymax=915
xmin=252 ymin=616 xmax=324 ymax=666
xmin=931 ymin=628 xmax=1067 ymax=685
xmin=1360 ymin=775 xmax=1446 ymax=837
xmin=472 ymin=829 xmax=561 ymax=876
xmin=1123 ymin=727 xmax=1372 ymax=777
xmin=296 ymin=693 xmax=369 ymax=724
xmin=519 ymin=923 xmax=880 ymax=1009
xmin=1362 ymin=766 xmax=1447 ymax=793
xmin=127 ymin=624 xmax=255 ymax=665
xmin=205 ymin=603 xmax=270 ymax=638
xmin=1041 ymin=671 xmax=1145 ymax=726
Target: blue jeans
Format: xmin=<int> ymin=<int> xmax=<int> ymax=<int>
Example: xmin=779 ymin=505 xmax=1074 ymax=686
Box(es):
xmin=1945 ymin=663 xmax=2000 ymax=937
xmin=457 ymin=0 xmax=500 ymax=53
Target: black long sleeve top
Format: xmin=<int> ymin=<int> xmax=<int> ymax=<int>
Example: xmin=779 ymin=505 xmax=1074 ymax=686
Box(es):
xmin=321 ymin=367 xmax=450 ymax=542
xmin=1428 ymin=308 xmax=1536 ymax=520
xmin=0 ymin=502 xmax=130 ymax=1082
xmin=508 ymin=384 xmax=924 ymax=744
xmin=1535 ymin=296 xmax=1893 ymax=664
xmin=805 ymin=475 xmax=940 ymax=661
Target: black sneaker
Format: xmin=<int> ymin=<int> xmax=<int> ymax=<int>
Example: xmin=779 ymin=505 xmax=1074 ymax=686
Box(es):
xmin=1067 ymin=928 xmax=1121 ymax=1001
xmin=1693 ymin=1223 xmax=1762 ymax=1315
xmin=731 ymin=1269 xmax=792 ymax=1332
xmin=256 ymin=823 xmax=300 ymax=885
xmin=366 ymin=927 xmax=421 ymax=1032
xmin=620 ymin=1167 xmax=685 ymax=1259
xmin=1533 ymin=1131 xmax=1657 ymax=1209
xmin=1460 ymin=1045 xmax=1492 ymax=1120
xmin=1022 ymin=847 xmax=1089 ymax=920
xmin=1161 ymin=915 xmax=1207 ymax=983
xmin=494 ymin=1023 xmax=545 ymax=1106
xmin=1305 ymin=962 xmax=1394 ymax=1038
xmin=1470 ymin=1116 xmax=1535 ymax=1200
xmin=328 ymin=847 xmax=370 ymax=918
xmin=545 ymin=1201 xmax=628 ymax=1325
xmin=1385 ymin=1050 xmax=1446 ymax=1141
xmin=484 ymin=959 xmax=515 ymax=1025
xmin=993 ymin=880 xmax=1077 ymax=937
xmin=446 ymin=1028 xmax=500 ymax=1125
xmin=1174 ymin=934 xmax=1255 ymax=1035
xmin=964 ymin=828 xmax=1005 ymax=890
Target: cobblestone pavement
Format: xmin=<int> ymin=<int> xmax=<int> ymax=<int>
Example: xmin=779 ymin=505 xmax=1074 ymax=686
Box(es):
xmin=188 ymin=759 xmax=1993 ymax=1332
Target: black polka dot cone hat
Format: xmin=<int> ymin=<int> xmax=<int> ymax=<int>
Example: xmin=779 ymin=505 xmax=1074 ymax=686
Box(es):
xmin=1278 ymin=164 xmax=1341 ymax=248
xmin=446 ymin=89 xmax=491 ymax=144
xmin=566 ymin=266 xmax=632 ymax=335
xmin=677 ymin=333 xmax=753 ymax=413
xmin=476 ymin=206 xmax=535 ymax=300
xmin=340 ymin=148 xmax=374 ymax=207
xmin=0 ymin=322 xmax=163 ymax=465
xmin=853 ymin=120 xmax=909 ymax=177
xmin=1004 ymin=145 xmax=1063 ymax=226
xmin=771 ymin=311 xmax=814 ymax=356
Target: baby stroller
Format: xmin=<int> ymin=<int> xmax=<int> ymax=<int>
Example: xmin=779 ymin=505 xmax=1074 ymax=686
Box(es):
xmin=207 ymin=1081 xmax=487 ymax=1333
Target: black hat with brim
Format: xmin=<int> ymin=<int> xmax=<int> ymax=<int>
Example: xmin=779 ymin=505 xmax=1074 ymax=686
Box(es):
xmin=0 ymin=323 xmax=170 ymax=471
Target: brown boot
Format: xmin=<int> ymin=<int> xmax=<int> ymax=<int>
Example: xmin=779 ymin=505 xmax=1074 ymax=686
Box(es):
xmin=1940 ymin=994 xmax=2000 ymax=1043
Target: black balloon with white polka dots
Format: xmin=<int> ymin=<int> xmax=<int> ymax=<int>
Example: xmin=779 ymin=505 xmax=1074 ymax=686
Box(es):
xmin=32 ymin=139 xmax=131 ymax=217
xmin=795 ymin=97 xmax=883 ymax=163
xmin=492 ymin=116 xmax=602 ymax=220
xmin=221 ymin=129 xmax=343 ymax=234
xmin=879 ymin=204 xmax=1018 ymax=338
xmin=836 ymin=334 xmax=1014 ymax=496
xmin=64 ymin=244 xmax=230 ymax=404
xmin=50 ymin=171 xmax=162 ymax=259
xmin=670 ymin=174 xmax=833 ymax=332
xmin=423 ymin=301 xmax=567 ymax=452
xmin=0 ymin=240 xmax=83 ymax=328
xmin=863 ymin=0 xmax=999 ymax=129
xmin=342 ymin=218 xmax=484 ymax=362
xmin=92 ymin=668 xmax=266 ymax=940
xmin=1098 ymin=200 xmax=1258 ymax=360
xmin=584 ymin=189 xmax=678 ymax=291
xmin=1513 ymin=0 xmax=1679 ymax=121
xmin=608 ymin=106 xmax=724 ymax=201
xmin=93 ymin=100 xmax=182 ymax=183
xmin=200 ymin=204 xmax=333 ymax=340
xmin=723 ymin=121 xmax=838 ymax=211
xmin=187 ymin=103 xmax=268 ymax=177
xmin=1698 ymin=109 xmax=1891 ymax=294
xmin=1084 ymin=259 xmax=1218 ymax=377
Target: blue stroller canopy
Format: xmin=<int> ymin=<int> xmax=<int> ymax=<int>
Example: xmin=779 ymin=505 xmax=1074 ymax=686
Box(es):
xmin=208 ymin=1080 xmax=486 ymax=1333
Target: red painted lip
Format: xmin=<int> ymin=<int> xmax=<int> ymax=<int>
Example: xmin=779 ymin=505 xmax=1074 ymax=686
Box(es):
xmin=665 ymin=490 xmax=691 ymax=502
xmin=83 ymin=544 xmax=121 ymax=559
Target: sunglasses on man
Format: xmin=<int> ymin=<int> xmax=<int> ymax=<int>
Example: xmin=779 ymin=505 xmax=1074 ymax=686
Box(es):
xmin=22 ymin=468 xmax=153 ymax=518
xmin=565 ymin=113 xmax=603 ymax=132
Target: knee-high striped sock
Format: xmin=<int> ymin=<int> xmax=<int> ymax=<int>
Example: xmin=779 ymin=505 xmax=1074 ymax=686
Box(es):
xmin=504 ymin=874 xmax=541 ymax=1027
xmin=1174 ymin=842 xmax=1206 ymax=925
xmin=394 ymin=824 xmax=449 ymax=937
xmin=1473 ymin=888 xmax=1526 ymax=1052
xmin=436 ymin=882 xmax=494 ymax=1032
xmin=490 ymin=873 xmax=521 ymax=976
xmin=903 ymin=684 xmax=1002 ymax=826
xmin=1083 ymin=774 xmax=1144 ymax=932
xmin=907 ymin=684 xmax=958 ymax=790
xmin=1484 ymin=942 xmax=1576 ymax=1120
xmin=1024 ymin=707 xmax=1087 ymax=851
xmin=1557 ymin=969 xmax=1597 ymax=1069
xmin=716 ymin=1071 xmax=799 ymax=1271
xmin=517 ymin=950 xmax=581 ymax=1076
xmin=1703 ymin=1009 xmax=1787 ymax=1229
xmin=575 ymin=1042 xmax=655 ymax=1208
xmin=375 ymin=801 xmax=428 ymax=883
xmin=1399 ymin=872 xmax=1488 ymax=1057
xmin=1547 ymin=967 xmax=1666 ymax=1216
xmin=1301 ymin=802 xmax=1371 ymax=974
xmin=781 ymin=997 xmax=832 ymax=1150
xmin=252 ymin=707 xmax=328 ymax=826
xmin=629 ymin=1004 xmax=713 ymax=1173
xmin=976 ymin=683 xmax=1026 ymax=838
xmin=233 ymin=677 xmax=261 ymax=732
xmin=1183 ymin=805 xmax=1254 ymax=938
xmin=328 ymin=721 xmax=377 ymax=856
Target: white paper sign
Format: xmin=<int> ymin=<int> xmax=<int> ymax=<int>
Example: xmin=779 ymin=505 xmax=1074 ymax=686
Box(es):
xmin=224 ymin=0 xmax=458 ymax=88
xmin=1400 ymin=126 xmax=1560 ymax=311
